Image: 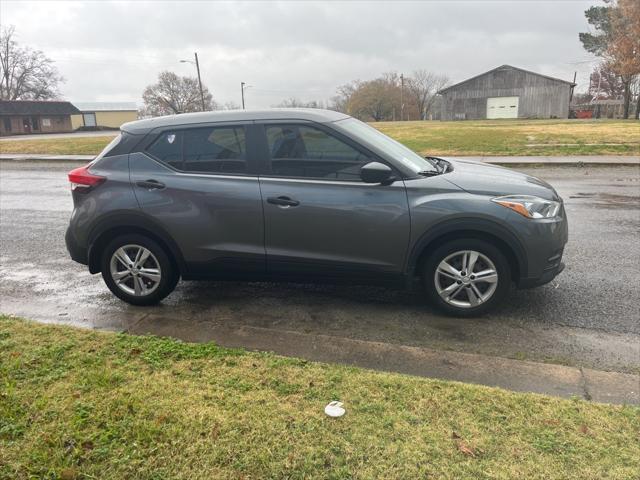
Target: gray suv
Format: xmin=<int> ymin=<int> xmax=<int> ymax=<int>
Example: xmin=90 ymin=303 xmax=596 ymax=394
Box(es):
xmin=66 ymin=109 xmax=567 ymax=316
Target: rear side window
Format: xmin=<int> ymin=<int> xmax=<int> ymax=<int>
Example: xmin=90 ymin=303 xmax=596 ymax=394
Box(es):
xmin=145 ymin=126 xmax=247 ymax=174
xmin=265 ymin=124 xmax=370 ymax=181
xmin=94 ymin=133 xmax=123 ymax=161
xmin=147 ymin=131 xmax=183 ymax=169
xmin=183 ymin=127 xmax=247 ymax=173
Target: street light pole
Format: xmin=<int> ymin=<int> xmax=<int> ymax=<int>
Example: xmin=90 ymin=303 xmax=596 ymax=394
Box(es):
xmin=400 ymin=73 xmax=404 ymax=121
xmin=194 ymin=52 xmax=205 ymax=112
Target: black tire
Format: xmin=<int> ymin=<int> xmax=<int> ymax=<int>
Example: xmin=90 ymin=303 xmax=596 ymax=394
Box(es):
xmin=100 ymin=234 xmax=179 ymax=306
xmin=423 ymin=238 xmax=511 ymax=317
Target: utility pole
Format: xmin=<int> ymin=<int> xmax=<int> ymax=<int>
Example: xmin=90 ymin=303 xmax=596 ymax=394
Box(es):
xmin=194 ymin=52 xmax=205 ymax=112
xmin=400 ymin=73 xmax=404 ymax=121
xmin=240 ymin=82 xmax=252 ymax=110
xmin=180 ymin=53 xmax=206 ymax=111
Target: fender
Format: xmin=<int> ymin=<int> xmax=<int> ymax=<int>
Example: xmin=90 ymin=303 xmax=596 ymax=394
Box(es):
xmin=406 ymin=216 xmax=528 ymax=279
xmin=86 ymin=210 xmax=188 ymax=275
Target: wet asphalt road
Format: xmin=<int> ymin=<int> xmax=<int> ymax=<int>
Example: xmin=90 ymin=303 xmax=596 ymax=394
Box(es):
xmin=0 ymin=161 xmax=639 ymax=373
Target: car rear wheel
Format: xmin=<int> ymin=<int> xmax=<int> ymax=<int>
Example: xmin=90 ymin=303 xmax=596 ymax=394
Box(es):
xmin=423 ymin=239 xmax=511 ymax=317
xmin=100 ymin=234 xmax=179 ymax=306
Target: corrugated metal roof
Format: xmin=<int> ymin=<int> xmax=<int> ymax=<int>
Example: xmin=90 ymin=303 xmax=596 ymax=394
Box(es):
xmin=438 ymin=65 xmax=577 ymax=94
xmin=0 ymin=100 xmax=81 ymax=116
xmin=72 ymin=102 xmax=138 ymax=112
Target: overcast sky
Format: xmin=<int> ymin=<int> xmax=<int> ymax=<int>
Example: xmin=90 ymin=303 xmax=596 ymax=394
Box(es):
xmin=2 ymin=0 xmax=599 ymax=108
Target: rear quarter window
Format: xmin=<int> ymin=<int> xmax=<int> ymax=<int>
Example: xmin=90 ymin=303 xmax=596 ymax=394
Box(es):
xmin=94 ymin=133 xmax=123 ymax=161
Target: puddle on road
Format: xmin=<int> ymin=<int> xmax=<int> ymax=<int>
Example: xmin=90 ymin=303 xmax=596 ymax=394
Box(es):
xmin=568 ymin=191 xmax=640 ymax=208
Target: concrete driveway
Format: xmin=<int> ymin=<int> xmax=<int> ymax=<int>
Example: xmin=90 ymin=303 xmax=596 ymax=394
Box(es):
xmin=1 ymin=161 xmax=639 ymax=379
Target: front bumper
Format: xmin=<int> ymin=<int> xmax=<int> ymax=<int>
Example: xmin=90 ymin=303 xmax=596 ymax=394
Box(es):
xmin=518 ymin=260 xmax=565 ymax=288
xmin=511 ymin=201 xmax=568 ymax=289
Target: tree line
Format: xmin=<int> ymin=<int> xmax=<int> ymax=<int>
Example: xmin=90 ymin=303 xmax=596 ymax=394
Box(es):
xmin=271 ymin=71 xmax=449 ymax=121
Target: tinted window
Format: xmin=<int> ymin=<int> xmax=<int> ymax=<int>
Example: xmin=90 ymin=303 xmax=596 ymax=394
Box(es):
xmin=147 ymin=131 xmax=183 ymax=169
xmin=183 ymin=127 xmax=247 ymax=173
xmin=266 ymin=125 xmax=370 ymax=181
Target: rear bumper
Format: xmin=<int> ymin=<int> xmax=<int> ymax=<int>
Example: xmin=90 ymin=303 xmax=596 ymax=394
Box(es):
xmin=65 ymin=226 xmax=88 ymax=265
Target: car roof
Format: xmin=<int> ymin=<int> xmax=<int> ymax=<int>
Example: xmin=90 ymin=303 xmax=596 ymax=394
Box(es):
xmin=121 ymin=108 xmax=350 ymax=134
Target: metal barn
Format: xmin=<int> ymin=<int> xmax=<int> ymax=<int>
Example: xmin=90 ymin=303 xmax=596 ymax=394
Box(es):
xmin=438 ymin=65 xmax=576 ymax=121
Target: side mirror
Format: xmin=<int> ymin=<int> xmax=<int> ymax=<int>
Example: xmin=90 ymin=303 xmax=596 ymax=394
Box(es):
xmin=360 ymin=162 xmax=394 ymax=185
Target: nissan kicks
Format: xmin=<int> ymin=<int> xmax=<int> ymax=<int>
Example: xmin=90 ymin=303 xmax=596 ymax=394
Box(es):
xmin=66 ymin=109 xmax=567 ymax=316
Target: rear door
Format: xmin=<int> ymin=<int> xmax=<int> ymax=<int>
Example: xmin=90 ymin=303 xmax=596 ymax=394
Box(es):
xmin=130 ymin=123 xmax=265 ymax=277
xmin=256 ymin=122 xmax=410 ymax=282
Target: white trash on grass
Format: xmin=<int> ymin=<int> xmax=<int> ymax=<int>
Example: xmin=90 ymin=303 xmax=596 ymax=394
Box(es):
xmin=324 ymin=401 xmax=345 ymax=418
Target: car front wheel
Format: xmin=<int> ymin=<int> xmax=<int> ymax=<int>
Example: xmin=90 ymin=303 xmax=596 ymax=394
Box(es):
xmin=100 ymin=234 xmax=179 ymax=306
xmin=423 ymin=239 xmax=511 ymax=317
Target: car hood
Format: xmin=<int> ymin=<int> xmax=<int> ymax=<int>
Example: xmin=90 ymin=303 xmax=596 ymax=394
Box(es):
xmin=440 ymin=158 xmax=559 ymax=201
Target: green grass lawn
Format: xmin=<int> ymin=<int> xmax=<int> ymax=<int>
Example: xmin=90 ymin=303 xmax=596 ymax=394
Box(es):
xmin=0 ymin=136 xmax=114 ymax=156
xmin=374 ymin=119 xmax=640 ymax=156
xmin=0 ymin=119 xmax=638 ymax=157
xmin=1 ymin=316 xmax=638 ymax=479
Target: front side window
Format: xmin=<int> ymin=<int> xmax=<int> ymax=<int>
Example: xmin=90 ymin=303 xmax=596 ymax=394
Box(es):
xmin=183 ymin=127 xmax=246 ymax=173
xmin=334 ymin=118 xmax=437 ymax=174
xmin=265 ymin=124 xmax=371 ymax=181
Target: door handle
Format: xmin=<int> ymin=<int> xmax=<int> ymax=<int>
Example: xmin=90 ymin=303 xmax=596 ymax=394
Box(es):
xmin=136 ymin=179 xmax=165 ymax=190
xmin=267 ymin=196 xmax=300 ymax=207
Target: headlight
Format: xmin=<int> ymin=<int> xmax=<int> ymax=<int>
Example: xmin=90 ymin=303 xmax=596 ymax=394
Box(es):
xmin=491 ymin=195 xmax=560 ymax=219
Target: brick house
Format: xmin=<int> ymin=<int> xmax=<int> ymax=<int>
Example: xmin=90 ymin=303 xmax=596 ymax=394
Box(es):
xmin=0 ymin=100 xmax=81 ymax=136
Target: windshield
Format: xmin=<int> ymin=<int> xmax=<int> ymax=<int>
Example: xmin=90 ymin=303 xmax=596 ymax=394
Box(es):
xmin=334 ymin=118 xmax=437 ymax=173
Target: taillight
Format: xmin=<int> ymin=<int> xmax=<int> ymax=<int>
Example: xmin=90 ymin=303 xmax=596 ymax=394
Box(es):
xmin=68 ymin=165 xmax=105 ymax=191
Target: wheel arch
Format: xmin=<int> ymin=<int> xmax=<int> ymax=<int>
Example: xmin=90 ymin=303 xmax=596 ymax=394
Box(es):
xmin=87 ymin=212 xmax=187 ymax=275
xmin=408 ymin=218 xmax=527 ymax=283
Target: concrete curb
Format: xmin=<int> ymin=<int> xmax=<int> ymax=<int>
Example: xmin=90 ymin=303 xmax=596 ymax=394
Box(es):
xmin=131 ymin=315 xmax=640 ymax=405
xmin=1 ymin=154 xmax=639 ymax=166
xmin=0 ymin=154 xmax=95 ymax=161
xmin=453 ymin=155 xmax=640 ymax=167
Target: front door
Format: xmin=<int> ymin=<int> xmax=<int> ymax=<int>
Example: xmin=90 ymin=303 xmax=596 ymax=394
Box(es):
xmin=258 ymin=123 xmax=410 ymax=281
xmin=22 ymin=117 xmax=32 ymax=133
xmin=129 ymin=125 xmax=265 ymax=277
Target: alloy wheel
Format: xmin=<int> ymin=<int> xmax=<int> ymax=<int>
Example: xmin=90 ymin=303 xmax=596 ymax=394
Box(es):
xmin=109 ymin=244 xmax=162 ymax=297
xmin=434 ymin=250 xmax=498 ymax=308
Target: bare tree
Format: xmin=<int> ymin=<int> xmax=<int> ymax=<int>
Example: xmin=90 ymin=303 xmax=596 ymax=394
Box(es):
xmin=142 ymin=71 xmax=217 ymax=116
xmin=273 ymin=98 xmax=324 ymax=108
xmin=348 ymin=76 xmax=400 ymax=121
xmin=588 ymin=64 xmax=626 ymax=100
xmin=0 ymin=25 xmax=63 ymax=100
xmin=330 ymin=81 xmax=359 ymax=113
xmin=222 ymin=101 xmax=241 ymax=110
xmin=406 ymin=70 xmax=450 ymax=120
